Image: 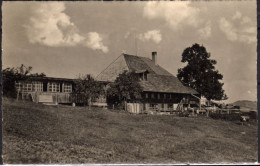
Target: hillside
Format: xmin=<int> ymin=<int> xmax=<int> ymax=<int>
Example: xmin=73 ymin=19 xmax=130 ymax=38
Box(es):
xmin=232 ymin=100 xmax=257 ymax=110
xmin=2 ymin=98 xmax=257 ymax=164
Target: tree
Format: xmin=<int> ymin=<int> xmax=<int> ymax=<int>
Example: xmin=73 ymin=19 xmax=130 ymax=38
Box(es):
xmin=177 ymin=43 xmax=227 ymax=101
xmin=107 ymin=71 xmax=143 ymax=109
xmin=2 ymin=64 xmax=46 ymax=98
xmin=73 ymin=74 xmax=104 ymax=108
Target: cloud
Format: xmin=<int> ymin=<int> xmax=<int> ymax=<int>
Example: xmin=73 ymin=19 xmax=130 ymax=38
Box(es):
xmin=138 ymin=30 xmax=162 ymax=44
xmin=241 ymin=16 xmax=251 ymax=24
xmin=219 ymin=18 xmax=238 ymax=41
xmin=198 ymin=21 xmax=211 ymax=39
xmin=232 ymin=11 xmax=242 ymax=20
xmin=24 ymin=2 xmax=108 ymax=53
xmin=143 ymin=1 xmax=201 ymax=31
xmin=85 ymin=32 xmax=108 ymax=53
xmin=124 ymin=31 xmax=131 ymax=39
xmin=219 ymin=16 xmax=256 ymax=44
xmin=25 ymin=2 xmax=83 ymax=46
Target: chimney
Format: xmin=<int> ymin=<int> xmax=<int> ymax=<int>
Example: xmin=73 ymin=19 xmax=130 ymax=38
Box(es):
xmin=152 ymin=51 xmax=157 ymax=65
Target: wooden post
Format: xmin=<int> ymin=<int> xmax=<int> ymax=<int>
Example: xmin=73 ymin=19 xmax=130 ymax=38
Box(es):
xmin=113 ymin=104 xmax=114 ymax=110
xmin=62 ymin=82 xmax=64 ymax=93
xmin=124 ymin=99 xmax=127 ymax=111
xmin=36 ymin=91 xmax=38 ymax=103
xmin=56 ymin=93 xmax=58 ymax=105
xmin=199 ymin=98 xmax=201 ymax=111
xmin=88 ymin=98 xmax=91 ymax=110
xmin=170 ymin=104 xmax=172 ymax=115
xmin=135 ymin=102 xmax=137 ymax=114
xmin=191 ymin=94 xmax=201 ymax=111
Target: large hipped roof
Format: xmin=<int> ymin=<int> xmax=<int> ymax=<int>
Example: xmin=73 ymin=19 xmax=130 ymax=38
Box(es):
xmin=123 ymin=54 xmax=198 ymax=94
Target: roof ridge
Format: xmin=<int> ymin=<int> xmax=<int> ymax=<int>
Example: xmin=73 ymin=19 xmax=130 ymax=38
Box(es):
xmin=123 ymin=54 xmax=131 ymax=70
xmin=138 ymin=56 xmax=155 ymax=73
xmin=140 ymin=56 xmax=174 ymax=76
xmin=123 ymin=53 xmax=143 ymax=58
xmin=124 ymin=54 xmax=174 ymax=76
xmin=96 ymin=54 xmax=125 ymax=79
xmin=123 ymin=54 xmax=154 ymax=72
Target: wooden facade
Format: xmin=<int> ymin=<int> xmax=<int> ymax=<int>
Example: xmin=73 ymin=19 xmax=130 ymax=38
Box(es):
xmin=15 ymin=77 xmax=74 ymax=104
xmin=126 ymin=91 xmax=199 ymax=114
xmin=15 ymin=77 xmax=108 ymax=106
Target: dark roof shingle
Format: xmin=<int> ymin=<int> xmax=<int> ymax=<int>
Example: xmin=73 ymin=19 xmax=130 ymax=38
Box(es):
xmin=123 ymin=54 xmax=198 ymax=94
xmin=140 ymin=74 xmax=198 ymax=94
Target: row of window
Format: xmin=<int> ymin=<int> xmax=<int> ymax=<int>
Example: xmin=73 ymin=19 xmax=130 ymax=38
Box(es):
xmin=48 ymin=83 xmax=60 ymax=92
xmin=47 ymin=82 xmax=72 ymax=92
xmin=15 ymin=82 xmax=72 ymax=93
xmin=149 ymin=103 xmax=174 ymax=109
xmin=145 ymin=93 xmax=172 ymax=99
xmin=16 ymin=81 xmax=43 ymax=92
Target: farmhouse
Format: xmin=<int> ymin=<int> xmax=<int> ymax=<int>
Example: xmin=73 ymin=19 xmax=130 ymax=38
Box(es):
xmin=15 ymin=52 xmax=200 ymax=111
xmin=96 ymin=52 xmax=200 ymax=113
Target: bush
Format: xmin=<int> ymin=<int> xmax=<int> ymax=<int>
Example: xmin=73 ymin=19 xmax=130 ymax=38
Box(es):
xmin=179 ymin=111 xmax=189 ymax=117
xmin=241 ymin=111 xmax=257 ymax=120
xmin=2 ymin=64 xmax=45 ymax=98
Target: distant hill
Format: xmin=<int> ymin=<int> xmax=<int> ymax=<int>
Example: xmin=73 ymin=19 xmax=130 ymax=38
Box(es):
xmin=232 ymin=100 xmax=257 ymax=111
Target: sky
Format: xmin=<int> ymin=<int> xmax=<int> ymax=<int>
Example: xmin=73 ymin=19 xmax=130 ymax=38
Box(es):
xmin=2 ymin=1 xmax=257 ymax=103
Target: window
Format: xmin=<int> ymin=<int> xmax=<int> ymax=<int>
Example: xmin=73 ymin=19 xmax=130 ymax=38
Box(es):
xmin=33 ymin=81 xmax=43 ymax=92
xmin=139 ymin=73 xmax=143 ymax=81
xmin=164 ymin=94 xmax=167 ymax=99
xmin=63 ymin=83 xmax=72 ymax=93
xmin=23 ymin=83 xmax=33 ymax=91
xmin=150 ymin=103 xmax=157 ymax=109
xmin=139 ymin=72 xmax=148 ymax=81
xmin=145 ymin=93 xmax=149 ymax=99
xmin=158 ymin=93 xmax=160 ymax=99
xmin=15 ymin=82 xmax=22 ymax=91
xmin=16 ymin=82 xmax=34 ymax=91
xmin=151 ymin=93 xmax=155 ymax=99
xmin=170 ymin=94 xmax=172 ymax=99
xmin=160 ymin=94 xmax=163 ymax=99
xmin=144 ymin=73 xmax=147 ymax=81
xmin=48 ymin=82 xmax=60 ymax=92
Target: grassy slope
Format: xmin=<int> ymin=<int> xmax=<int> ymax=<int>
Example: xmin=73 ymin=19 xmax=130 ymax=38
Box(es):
xmin=2 ymin=98 xmax=258 ymax=164
xmin=232 ymin=100 xmax=257 ymax=110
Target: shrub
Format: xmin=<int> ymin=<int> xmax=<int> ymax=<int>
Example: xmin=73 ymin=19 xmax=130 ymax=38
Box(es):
xmin=179 ymin=111 xmax=189 ymax=117
xmin=2 ymin=64 xmax=45 ymax=98
xmin=241 ymin=111 xmax=257 ymax=120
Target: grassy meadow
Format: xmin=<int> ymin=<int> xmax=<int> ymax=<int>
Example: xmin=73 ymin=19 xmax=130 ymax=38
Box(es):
xmin=2 ymin=97 xmax=258 ymax=164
